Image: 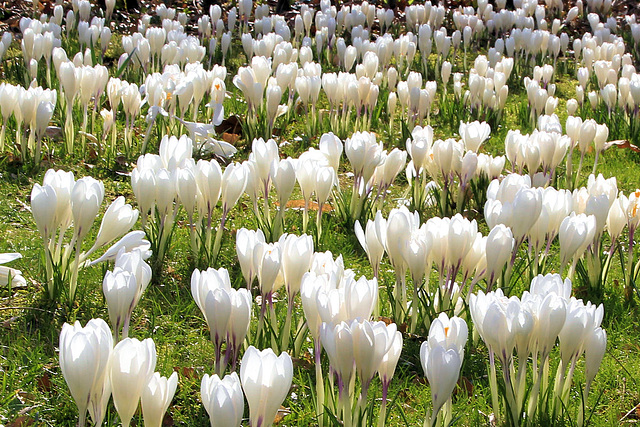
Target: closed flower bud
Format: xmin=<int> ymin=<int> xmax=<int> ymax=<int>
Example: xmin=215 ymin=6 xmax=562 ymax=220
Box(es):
xmin=201 ymin=372 xmax=244 ymax=427
xmin=141 ymin=372 xmax=178 ymax=427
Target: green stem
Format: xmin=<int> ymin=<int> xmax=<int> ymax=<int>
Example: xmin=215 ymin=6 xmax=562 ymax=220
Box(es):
xmin=0 ymin=123 xmax=5 ymax=152
xmin=340 ymin=387 xmax=353 ymax=427
xmin=315 ymin=342 xmax=325 ymax=427
xmin=281 ymin=296 xmax=294 ymax=351
xmin=489 ymin=351 xmax=502 ymax=426
xmin=410 ymin=277 xmax=420 ymax=334
xmin=211 ymin=208 xmax=228 ymax=266
xmin=303 ymin=199 xmax=309 ymax=234
xmin=68 ymin=239 xmax=82 ymax=304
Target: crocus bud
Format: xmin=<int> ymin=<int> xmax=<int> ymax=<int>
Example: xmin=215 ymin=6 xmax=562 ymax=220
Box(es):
xmin=240 ymin=346 xmax=293 ymax=427
xmin=176 ymin=167 xmax=198 ymax=220
xmin=191 ymin=267 xmax=233 ymax=347
xmin=35 ymin=101 xmax=55 ymax=140
xmin=458 ymin=121 xmax=491 ymax=153
xmin=387 ymin=91 xmax=397 ymax=117
xmin=387 ymin=67 xmax=398 ymax=90
xmin=71 ymin=176 xmax=105 ymax=242
xmin=31 ymin=183 xmax=58 ymax=240
xmin=420 ymin=338 xmax=462 ymax=420
xmin=111 ymin=338 xmax=157 ymax=427
xmin=345 ymin=45 xmax=357 ymax=71
xmin=279 ymin=233 xmax=314 ymax=299
xmin=579 ymin=119 xmax=597 ymax=154
xmin=606 ymin=196 xmax=627 ymax=241
xmin=103 ymin=268 xmax=138 ymax=338
xmin=559 ymin=213 xmax=597 ymax=267
xmin=442 ymin=61 xmax=452 ymax=86
xmin=59 ymin=319 xmax=113 ymax=427
xmin=593 ymin=124 xmax=608 ymax=153
xmin=584 ymin=327 xmax=607 ymax=390
xmin=320 ymin=321 xmax=356 ymax=386
xmin=266 ymin=83 xmax=282 ymax=125
xmin=345 ymin=131 xmax=384 ymax=187
xmin=154 ymin=168 xmax=177 ymax=219
xmin=315 ymin=166 xmax=336 ymax=206
xmin=273 ymin=159 xmax=296 ymax=207
xmin=485 ymin=224 xmax=514 ymax=287
xmin=354 ymin=211 xmax=387 ymax=278
xmin=105 ymin=0 xmax=116 ymax=20
xmin=460 ymin=150 xmax=478 ymax=184
xmin=91 ymin=196 xmax=139 ymax=252
xmin=352 ymin=320 xmax=395 ymax=389
xmin=228 ymin=288 xmax=252 ymax=359
xmin=89 ymin=231 xmax=151 ymax=265
xmin=236 ymin=228 xmax=266 ymax=289
xmin=378 ymin=325 xmax=403 ymax=387
xmin=255 ymin=242 xmax=282 ymax=295
xmin=201 ymin=372 xmax=244 ymax=427
xmin=221 ymin=163 xmax=248 ymax=212
xmin=381 ymin=148 xmax=407 ymax=188
xmin=141 ymin=372 xmax=178 ymax=427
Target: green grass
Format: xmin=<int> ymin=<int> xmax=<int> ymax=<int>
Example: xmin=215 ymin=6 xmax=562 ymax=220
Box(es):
xmin=1 ymin=10 xmax=640 ymax=427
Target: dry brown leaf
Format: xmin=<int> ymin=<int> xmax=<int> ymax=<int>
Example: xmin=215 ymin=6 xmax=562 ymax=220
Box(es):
xmin=174 ymin=366 xmax=197 ymax=379
xmin=274 ymin=406 xmax=291 ymax=424
xmin=36 ymin=372 xmax=52 ymax=393
xmin=455 ymin=376 xmax=474 ymax=397
xmin=377 ymin=316 xmax=394 ymax=325
xmin=216 ymin=115 xmax=242 ymax=135
xmin=222 ymin=132 xmax=240 ymax=144
xmin=7 ymin=416 xmax=35 ymax=427
xmin=604 ymin=139 xmax=640 ymax=152
xmin=285 ymin=200 xmax=333 ymax=212
xmin=292 ymin=356 xmax=314 ymax=370
xmin=162 ymin=412 xmax=174 ymax=426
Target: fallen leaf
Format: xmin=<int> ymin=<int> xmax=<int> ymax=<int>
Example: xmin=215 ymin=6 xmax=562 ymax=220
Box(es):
xmin=174 ymin=366 xmax=196 ymax=379
xmin=45 ymin=126 xmax=63 ymax=140
xmin=7 ymin=416 xmax=35 ymax=427
xmin=115 ymin=156 xmax=129 ymax=166
xmin=455 ymin=376 xmax=473 ymax=397
xmin=16 ymin=391 xmax=35 ymax=403
xmin=215 ymin=115 xmax=242 ymax=135
xmin=604 ymin=139 xmax=640 ymax=152
xmin=285 ymin=200 xmax=333 ymax=212
xmin=162 ymin=412 xmax=174 ymax=426
xmin=2 ymin=316 xmax=19 ymax=329
xmin=377 ymin=316 xmax=394 ymax=325
xmin=78 ymin=131 xmax=99 ymax=145
xmin=87 ymin=146 xmax=98 ymax=161
xmin=274 ymin=406 xmax=291 ymax=424
xmin=36 ymin=373 xmax=52 ymax=393
xmin=221 ymin=132 xmax=240 ymax=144
xmin=292 ymin=357 xmax=313 ymax=370
xmin=4 ymin=152 xmax=22 ymax=165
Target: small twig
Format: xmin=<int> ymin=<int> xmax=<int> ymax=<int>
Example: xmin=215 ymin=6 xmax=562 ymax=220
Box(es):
xmin=16 ymin=197 xmax=31 ymax=212
xmin=620 ymin=403 xmax=640 ymax=422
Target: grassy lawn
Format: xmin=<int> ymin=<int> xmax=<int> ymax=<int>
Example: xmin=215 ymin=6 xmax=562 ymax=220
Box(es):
xmin=1 ymin=2 xmax=640 ymax=426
